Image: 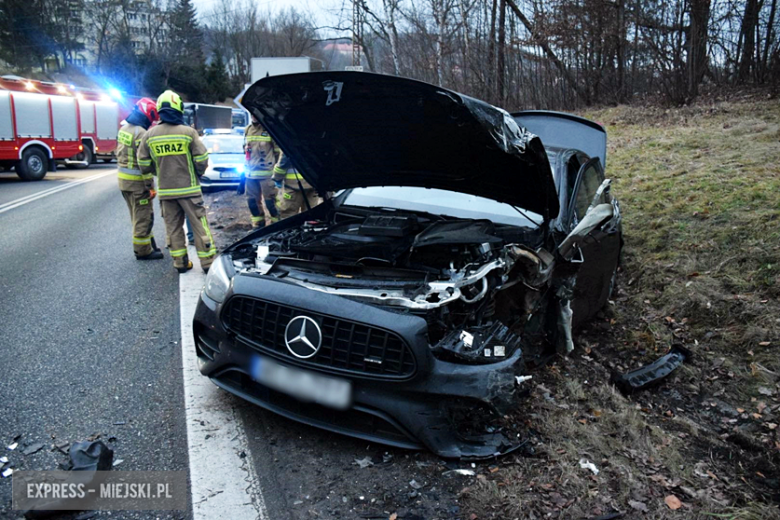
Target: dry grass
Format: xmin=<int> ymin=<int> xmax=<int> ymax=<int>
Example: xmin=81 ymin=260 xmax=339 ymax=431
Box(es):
xmin=463 ymin=97 xmax=780 ymax=519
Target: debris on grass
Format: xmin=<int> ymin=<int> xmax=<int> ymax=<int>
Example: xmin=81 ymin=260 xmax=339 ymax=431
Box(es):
xmin=578 ymin=458 xmax=599 ymax=475
xmin=610 ymin=344 xmax=691 ymax=394
xmin=442 ymin=469 xmax=476 ymax=477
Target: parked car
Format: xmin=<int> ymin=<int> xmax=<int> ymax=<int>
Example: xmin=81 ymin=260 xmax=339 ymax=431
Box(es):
xmin=193 ymin=72 xmax=622 ymax=459
xmin=199 ymin=133 xmax=245 ymax=191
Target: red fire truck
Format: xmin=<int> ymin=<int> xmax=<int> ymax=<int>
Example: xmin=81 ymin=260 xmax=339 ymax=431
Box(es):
xmin=0 ymin=76 xmax=139 ymax=181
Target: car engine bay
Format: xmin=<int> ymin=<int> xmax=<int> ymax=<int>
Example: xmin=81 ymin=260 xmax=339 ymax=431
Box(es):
xmin=228 ymin=206 xmax=561 ymax=364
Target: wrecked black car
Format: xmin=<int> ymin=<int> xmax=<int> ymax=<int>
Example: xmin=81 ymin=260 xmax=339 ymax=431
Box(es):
xmin=193 ymin=72 xmax=622 ymax=459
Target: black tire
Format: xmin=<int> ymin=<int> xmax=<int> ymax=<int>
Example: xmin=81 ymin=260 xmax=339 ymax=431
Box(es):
xmin=65 ymin=145 xmax=93 ymax=170
xmin=16 ymin=148 xmax=48 ymax=181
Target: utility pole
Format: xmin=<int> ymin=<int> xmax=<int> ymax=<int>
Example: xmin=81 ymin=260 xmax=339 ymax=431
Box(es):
xmin=352 ymin=0 xmax=363 ymax=67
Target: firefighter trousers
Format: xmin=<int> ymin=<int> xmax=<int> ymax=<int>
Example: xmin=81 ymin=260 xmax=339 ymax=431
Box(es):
xmin=246 ymin=177 xmax=279 ymax=227
xmin=277 ymin=184 xmax=319 ymax=219
xmin=160 ymin=196 xmax=217 ymax=270
xmin=121 ymin=188 xmax=155 ymax=257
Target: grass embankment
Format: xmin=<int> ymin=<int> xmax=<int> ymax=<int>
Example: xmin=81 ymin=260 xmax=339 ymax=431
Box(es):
xmin=464 ymin=98 xmax=780 ymax=519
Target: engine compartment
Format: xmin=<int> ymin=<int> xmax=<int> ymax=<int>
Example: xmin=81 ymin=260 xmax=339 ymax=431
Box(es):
xmin=229 ymin=207 xmax=555 ymax=362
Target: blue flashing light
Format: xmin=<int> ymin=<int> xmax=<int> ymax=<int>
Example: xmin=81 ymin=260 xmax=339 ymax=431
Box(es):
xmin=236 ymin=164 xmax=245 ymax=174
xmin=108 ymin=87 xmax=123 ymax=100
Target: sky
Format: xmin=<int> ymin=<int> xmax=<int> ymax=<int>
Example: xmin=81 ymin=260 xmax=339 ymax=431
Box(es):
xmin=192 ymin=0 xmax=338 ymax=28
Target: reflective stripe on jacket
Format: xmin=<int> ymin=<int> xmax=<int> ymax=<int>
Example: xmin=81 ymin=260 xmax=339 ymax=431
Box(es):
xmin=117 ymin=124 xmax=153 ymax=190
xmin=138 ymin=123 xmax=209 ymax=199
xmin=272 ymin=150 xmax=312 ymax=189
xmin=244 ymin=123 xmax=279 ymax=178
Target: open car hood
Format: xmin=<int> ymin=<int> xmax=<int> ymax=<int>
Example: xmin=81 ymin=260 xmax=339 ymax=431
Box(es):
xmin=240 ymin=72 xmax=559 ymax=219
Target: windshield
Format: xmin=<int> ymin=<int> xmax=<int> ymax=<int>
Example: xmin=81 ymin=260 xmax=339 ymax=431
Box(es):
xmin=340 ymin=187 xmax=543 ymax=228
xmin=202 ymin=136 xmax=244 ymax=154
xmin=232 ymin=112 xmax=248 ymax=127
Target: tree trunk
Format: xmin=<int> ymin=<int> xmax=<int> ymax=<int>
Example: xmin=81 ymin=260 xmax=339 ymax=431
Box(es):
xmin=382 ymin=0 xmax=401 ymax=75
xmin=504 ymin=0 xmax=585 ymax=103
xmin=738 ymin=0 xmax=760 ymax=81
xmin=488 ymin=0 xmax=498 ymax=96
xmin=497 ymin=0 xmax=506 ymax=104
xmin=762 ymin=0 xmax=778 ymax=78
xmin=686 ymin=0 xmax=710 ymax=98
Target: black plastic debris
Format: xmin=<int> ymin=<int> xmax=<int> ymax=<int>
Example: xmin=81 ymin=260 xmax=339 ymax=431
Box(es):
xmin=611 ymin=345 xmax=692 ymax=395
xmin=23 ymin=441 xmax=114 ymax=519
xmin=22 ymin=442 xmax=45 ymax=456
xmin=66 ymin=441 xmax=114 ymax=472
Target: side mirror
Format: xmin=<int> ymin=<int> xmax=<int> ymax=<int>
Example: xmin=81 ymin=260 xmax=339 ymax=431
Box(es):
xmin=558 ymin=203 xmax=614 ymax=261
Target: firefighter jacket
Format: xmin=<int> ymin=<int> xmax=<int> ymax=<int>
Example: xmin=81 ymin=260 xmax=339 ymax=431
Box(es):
xmin=244 ymin=123 xmax=279 ymax=179
xmin=272 ymin=150 xmax=312 ymax=190
xmin=116 ymin=123 xmax=153 ymax=192
xmin=138 ymin=123 xmax=209 ymax=199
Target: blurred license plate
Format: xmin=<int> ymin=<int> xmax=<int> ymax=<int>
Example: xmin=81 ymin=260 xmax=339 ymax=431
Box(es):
xmin=220 ymin=171 xmax=240 ymax=178
xmin=250 ymin=355 xmax=351 ymax=410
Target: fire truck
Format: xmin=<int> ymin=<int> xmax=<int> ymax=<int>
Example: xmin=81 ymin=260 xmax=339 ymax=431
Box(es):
xmin=0 ymin=76 xmax=138 ymax=181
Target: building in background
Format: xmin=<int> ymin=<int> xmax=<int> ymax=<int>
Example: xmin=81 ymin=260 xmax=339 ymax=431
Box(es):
xmin=60 ymin=0 xmax=170 ymax=73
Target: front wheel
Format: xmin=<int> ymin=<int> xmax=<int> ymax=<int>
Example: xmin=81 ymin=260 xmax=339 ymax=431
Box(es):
xmin=65 ymin=146 xmax=93 ymax=169
xmin=16 ymin=148 xmax=48 ymax=181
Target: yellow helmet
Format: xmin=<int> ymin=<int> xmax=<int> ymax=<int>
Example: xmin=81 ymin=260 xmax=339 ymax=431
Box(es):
xmin=157 ymin=90 xmax=183 ymax=113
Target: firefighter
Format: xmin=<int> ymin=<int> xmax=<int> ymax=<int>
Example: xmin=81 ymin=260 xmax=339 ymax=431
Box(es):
xmin=117 ymin=97 xmax=163 ymax=260
xmin=243 ymin=115 xmax=280 ymax=228
xmin=273 ymin=150 xmax=318 ymax=219
xmin=138 ymin=90 xmax=217 ymax=273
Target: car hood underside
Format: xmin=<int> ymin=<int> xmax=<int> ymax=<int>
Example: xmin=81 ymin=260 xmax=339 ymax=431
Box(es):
xmin=240 ymin=72 xmax=560 ymax=219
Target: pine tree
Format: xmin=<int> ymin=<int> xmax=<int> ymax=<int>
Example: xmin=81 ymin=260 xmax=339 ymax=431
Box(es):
xmin=205 ymin=52 xmax=231 ymax=103
xmin=166 ymin=0 xmax=206 ymax=101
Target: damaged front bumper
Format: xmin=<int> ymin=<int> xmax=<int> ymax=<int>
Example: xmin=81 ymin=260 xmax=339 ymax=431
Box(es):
xmin=193 ymin=275 xmax=527 ymax=460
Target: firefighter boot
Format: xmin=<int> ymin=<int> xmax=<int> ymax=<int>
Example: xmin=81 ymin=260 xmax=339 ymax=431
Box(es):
xmin=176 ymin=259 xmax=194 ymax=274
xmin=137 ymin=250 xmax=164 ymax=261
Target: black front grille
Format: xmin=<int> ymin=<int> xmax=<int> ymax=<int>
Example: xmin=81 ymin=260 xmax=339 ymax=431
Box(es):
xmin=222 ymin=296 xmax=416 ymax=379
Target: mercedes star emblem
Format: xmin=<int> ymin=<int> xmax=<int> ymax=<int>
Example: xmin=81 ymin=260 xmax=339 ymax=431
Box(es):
xmin=284 ymin=316 xmax=323 ymax=359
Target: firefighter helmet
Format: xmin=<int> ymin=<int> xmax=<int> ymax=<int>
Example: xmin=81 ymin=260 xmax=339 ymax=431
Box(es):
xmin=157 ymin=90 xmax=183 ymax=113
xmin=136 ymin=97 xmax=159 ymax=124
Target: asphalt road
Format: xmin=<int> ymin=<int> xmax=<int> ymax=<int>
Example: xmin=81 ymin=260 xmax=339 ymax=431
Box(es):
xmin=0 ymin=168 xmax=464 ymax=520
xmin=0 ymin=166 xmax=187 ymax=519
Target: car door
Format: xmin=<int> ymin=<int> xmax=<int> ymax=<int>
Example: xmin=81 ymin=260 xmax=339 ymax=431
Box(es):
xmin=567 ymin=158 xmax=622 ymax=328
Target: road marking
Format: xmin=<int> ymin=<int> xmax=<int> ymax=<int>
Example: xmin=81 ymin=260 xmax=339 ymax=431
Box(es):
xmin=179 ymin=247 xmax=268 ymax=520
xmin=0 ymin=170 xmax=116 ymax=214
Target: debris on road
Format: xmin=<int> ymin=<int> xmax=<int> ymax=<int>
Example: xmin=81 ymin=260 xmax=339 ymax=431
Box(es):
xmin=17 ymin=441 xmax=114 ymax=518
xmin=610 ymin=344 xmax=691 ymax=394
xmin=409 ymin=479 xmax=423 ymax=490
xmin=354 ymin=457 xmax=373 ymax=469
xmin=579 ymin=458 xmax=600 ymax=475
xmin=112 ymin=459 xmax=123 ymax=467
xmin=66 ymin=441 xmax=114 ymax=472
xmin=22 ymin=442 xmax=45 ymax=455
xmin=2 ymin=468 xmax=13 ymax=478
xmin=0 ymin=456 xmax=8 ymax=464
xmin=8 ymin=442 xmax=18 ymax=450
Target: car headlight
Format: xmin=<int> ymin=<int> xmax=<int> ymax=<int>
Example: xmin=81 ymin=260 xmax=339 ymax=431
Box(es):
xmin=204 ymin=255 xmax=231 ymax=303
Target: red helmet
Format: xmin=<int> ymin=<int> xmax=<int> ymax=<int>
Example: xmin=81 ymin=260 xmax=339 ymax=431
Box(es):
xmin=136 ymin=97 xmax=159 ymax=124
